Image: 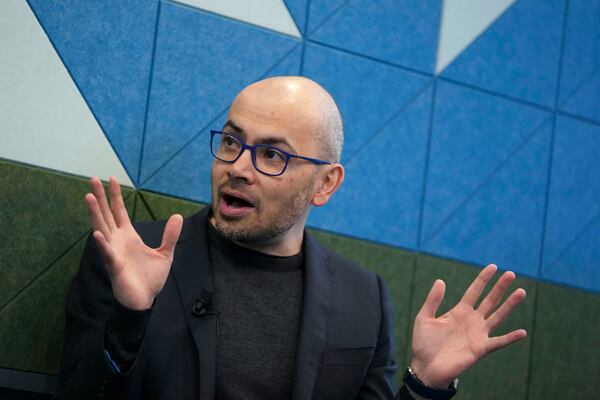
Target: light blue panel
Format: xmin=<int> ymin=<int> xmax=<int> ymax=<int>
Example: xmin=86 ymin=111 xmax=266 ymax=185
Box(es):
xmin=302 ymin=43 xmax=431 ymax=162
xmin=542 ymin=116 xmax=600 ymax=291
xmin=140 ymin=2 xmax=299 ymax=183
xmin=284 ymin=0 xmax=309 ymax=34
xmin=308 ymin=85 xmax=433 ymax=249
xmin=421 ymin=81 xmax=551 ymax=245
xmin=558 ymin=0 xmax=600 ymax=118
xmin=422 ymin=108 xmax=552 ymax=276
xmin=28 ymin=0 xmax=159 ymax=182
xmin=442 ymin=0 xmax=564 ymax=107
xmin=307 ymin=0 xmax=347 ymax=35
xmin=142 ymin=46 xmax=303 ymax=202
xmin=309 ymin=0 xmax=442 ymax=73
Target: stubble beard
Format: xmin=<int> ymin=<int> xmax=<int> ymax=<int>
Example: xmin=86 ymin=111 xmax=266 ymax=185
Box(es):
xmin=211 ymin=178 xmax=316 ymax=245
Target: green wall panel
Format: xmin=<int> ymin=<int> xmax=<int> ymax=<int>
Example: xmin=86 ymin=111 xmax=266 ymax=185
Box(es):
xmin=0 ymin=161 xmax=133 ymax=311
xmin=309 ymin=230 xmax=416 ymax=384
xmin=139 ymin=191 xmax=204 ymax=220
xmin=528 ymin=283 xmax=600 ymax=399
xmin=411 ymin=255 xmax=536 ymax=400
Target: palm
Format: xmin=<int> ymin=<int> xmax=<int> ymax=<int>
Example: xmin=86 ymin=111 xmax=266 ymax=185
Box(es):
xmin=85 ymin=177 xmax=183 ymax=310
xmin=410 ymin=265 xmax=527 ymax=388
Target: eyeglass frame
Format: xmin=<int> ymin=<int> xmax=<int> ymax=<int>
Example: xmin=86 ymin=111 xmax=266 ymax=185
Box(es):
xmin=210 ymin=130 xmax=332 ymax=177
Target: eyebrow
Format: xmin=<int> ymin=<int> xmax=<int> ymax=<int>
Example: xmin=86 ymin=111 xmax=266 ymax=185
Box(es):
xmin=222 ymin=120 xmax=297 ymax=153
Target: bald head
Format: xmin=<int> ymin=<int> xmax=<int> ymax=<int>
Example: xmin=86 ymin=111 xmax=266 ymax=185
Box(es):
xmin=232 ymin=76 xmax=344 ymax=162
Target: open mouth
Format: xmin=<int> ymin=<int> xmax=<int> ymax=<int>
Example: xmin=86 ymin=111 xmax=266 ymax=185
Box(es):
xmin=222 ymin=193 xmax=255 ymax=209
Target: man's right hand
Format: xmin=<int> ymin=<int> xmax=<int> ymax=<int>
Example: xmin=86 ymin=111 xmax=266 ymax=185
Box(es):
xmin=85 ymin=176 xmax=183 ymax=310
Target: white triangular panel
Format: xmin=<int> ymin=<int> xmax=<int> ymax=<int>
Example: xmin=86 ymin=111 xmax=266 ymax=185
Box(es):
xmin=436 ymin=0 xmax=516 ymax=74
xmin=0 ymin=0 xmax=133 ymax=186
xmin=175 ymin=0 xmax=301 ymax=37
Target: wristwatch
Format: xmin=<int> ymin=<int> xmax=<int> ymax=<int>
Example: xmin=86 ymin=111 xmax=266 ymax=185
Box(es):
xmin=403 ymin=367 xmax=458 ymax=400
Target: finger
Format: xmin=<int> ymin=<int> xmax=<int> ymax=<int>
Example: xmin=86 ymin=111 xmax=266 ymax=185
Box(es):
xmin=90 ymin=177 xmax=116 ymax=231
xmin=487 ymin=288 xmax=527 ymax=332
xmin=92 ymin=230 xmax=118 ymax=273
xmin=477 ymin=270 xmax=516 ymax=318
xmin=418 ymin=279 xmax=446 ymax=319
xmin=159 ymin=214 xmax=183 ymax=259
xmin=85 ymin=193 xmax=110 ymax=237
xmin=108 ymin=176 xmax=130 ymax=227
xmin=460 ymin=264 xmax=497 ymax=307
xmin=486 ymin=329 xmax=527 ymax=354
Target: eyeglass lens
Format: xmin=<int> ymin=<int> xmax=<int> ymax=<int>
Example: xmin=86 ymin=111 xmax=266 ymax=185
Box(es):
xmin=211 ymin=132 xmax=288 ymax=175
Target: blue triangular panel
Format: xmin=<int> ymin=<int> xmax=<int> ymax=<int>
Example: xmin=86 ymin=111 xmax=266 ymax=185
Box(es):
xmin=442 ymin=0 xmax=564 ymax=107
xmin=560 ymin=73 xmax=600 ymax=123
xmin=307 ymin=0 xmax=347 ymax=35
xmin=309 ymin=0 xmax=442 ymax=73
xmin=558 ymin=0 xmax=600 ymax=112
xmin=308 ymin=85 xmax=433 ymax=249
xmin=542 ymin=116 xmax=600 ymax=284
xmin=422 ymin=118 xmax=552 ymax=276
xmin=302 ymin=42 xmax=431 ymax=162
xmin=284 ymin=0 xmax=309 ymax=34
xmin=141 ymin=47 xmax=303 ymax=202
xmin=139 ymin=2 xmax=299 ymax=184
xmin=28 ymin=0 xmax=159 ymax=182
xmin=421 ymin=81 xmax=551 ymax=245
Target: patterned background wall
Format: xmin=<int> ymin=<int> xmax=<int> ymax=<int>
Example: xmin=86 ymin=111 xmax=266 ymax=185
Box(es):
xmin=1 ymin=0 xmax=599 ymax=398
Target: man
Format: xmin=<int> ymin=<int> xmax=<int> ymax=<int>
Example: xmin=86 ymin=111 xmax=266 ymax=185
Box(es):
xmin=56 ymin=76 xmax=527 ymax=399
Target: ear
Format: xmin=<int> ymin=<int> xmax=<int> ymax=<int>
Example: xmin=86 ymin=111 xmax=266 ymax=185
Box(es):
xmin=311 ymin=164 xmax=344 ymax=207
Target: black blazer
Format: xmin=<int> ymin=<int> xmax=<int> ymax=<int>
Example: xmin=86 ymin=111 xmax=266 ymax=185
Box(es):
xmin=55 ymin=207 xmax=403 ymax=399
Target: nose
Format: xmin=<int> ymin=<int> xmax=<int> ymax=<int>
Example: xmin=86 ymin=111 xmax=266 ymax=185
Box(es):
xmin=227 ymin=147 xmax=255 ymax=182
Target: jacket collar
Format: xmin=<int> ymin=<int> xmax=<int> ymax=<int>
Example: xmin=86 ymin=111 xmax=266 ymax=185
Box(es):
xmin=172 ymin=207 xmax=335 ymax=400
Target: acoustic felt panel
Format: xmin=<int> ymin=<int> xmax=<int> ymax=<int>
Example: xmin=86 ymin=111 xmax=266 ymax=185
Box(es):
xmin=309 ymin=230 xmax=416 ymax=385
xmin=306 ymin=0 xmax=347 ymax=35
xmin=0 ymin=161 xmax=134 ymax=311
xmin=308 ymin=0 xmax=442 ymax=73
xmin=441 ymin=0 xmax=564 ymax=107
xmin=302 ymin=42 xmax=431 ymax=162
xmin=139 ymin=191 xmax=204 ymax=221
xmin=27 ymin=0 xmax=159 ymax=182
xmin=283 ymin=0 xmax=309 ymax=34
xmin=420 ymin=81 xmax=552 ymax=276
xmin=0 ymin=0 xmax=132 ymax=186
xmin=542 ymin=116 xmax=600 ymax=292
xmin=139 ymin=2 xmax=299 ymax=183
xmin=558 ymin=0 xmax=600 ymax=122
xmin=528 ymin=283 xmax=600 ymax=399
xmin=0 ymin=238 xmax=86 ymax=374
xmin=411 ymin=255 xmax=535 ymax=400
xmin=308 ymin=84 xmax=433 ymax=250
xmin=175 ymin=0 xmax=300 ymax=37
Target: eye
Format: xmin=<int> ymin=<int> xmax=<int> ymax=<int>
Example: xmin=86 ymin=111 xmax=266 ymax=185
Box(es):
xmin=260 ymin=147 xmax=286 ymax=162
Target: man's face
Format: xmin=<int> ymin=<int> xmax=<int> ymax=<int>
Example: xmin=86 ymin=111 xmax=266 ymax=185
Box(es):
xmin=210 ymin=83 xmax=323 ymax=245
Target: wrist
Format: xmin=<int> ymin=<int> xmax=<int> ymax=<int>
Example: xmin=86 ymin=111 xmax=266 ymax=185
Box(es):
xmin=403 ymin=367 xmax=458 ymax=400
xmin=409 ymin=359 xmax=454 ymax=389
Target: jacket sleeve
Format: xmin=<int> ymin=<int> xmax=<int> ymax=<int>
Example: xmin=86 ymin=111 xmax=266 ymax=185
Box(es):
xmin=54 ymin=234 xmax=147 ymax=400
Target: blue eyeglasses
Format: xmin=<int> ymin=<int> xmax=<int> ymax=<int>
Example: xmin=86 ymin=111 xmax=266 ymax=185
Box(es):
xmin=210 ymin=130 xmax=331 ymax=176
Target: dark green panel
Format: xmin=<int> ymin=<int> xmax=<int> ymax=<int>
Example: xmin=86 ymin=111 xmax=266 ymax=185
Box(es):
xmin=309 ymin=230 xmax=416 ymax=381
xmin=132 ymin=192 xmax=155 ymax=222
xmin=0 ymin=236 xmax=87 ymax=374
xmin=528 ymin=283 xmax=600 ymax=399
xmin=411 ymin=255 xmax=535 ymax=400
xmin=139 ymin=191 xmax=204 ymax=221
xmin=0 ymin=161 xmax=133 ymax=310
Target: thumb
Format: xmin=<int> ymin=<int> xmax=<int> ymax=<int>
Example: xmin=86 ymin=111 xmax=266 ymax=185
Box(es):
xmin=418 ymin=279 xmax=446 ymax=319
xmin=159 ymin=214 xmax=183 ymax=258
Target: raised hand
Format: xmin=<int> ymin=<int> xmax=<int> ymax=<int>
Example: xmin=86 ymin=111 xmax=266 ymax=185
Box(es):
xmin=85 ymin=176 xmax=183 ymax=310
xmin=409 ymin=264 xmax=527 ymax=388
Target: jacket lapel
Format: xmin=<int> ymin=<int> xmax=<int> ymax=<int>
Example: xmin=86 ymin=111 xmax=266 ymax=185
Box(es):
xmin=291 ymin=233 xmax=335 ymax=400
xmin=171 ymin=207 xmax=218 ymax=399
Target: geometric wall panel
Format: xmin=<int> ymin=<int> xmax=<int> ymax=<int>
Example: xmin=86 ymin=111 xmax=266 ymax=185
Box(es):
xmin=308 ymin=85 xmax=433 ymax=250
xmin=139 ymin=2 xmax=300 ymax=183
xmin=283 ymin=0 xmax=309 ymax=34
xmin=306 ymin=0 xmax=347 ymax=35
xmin=542 ymin=116 xmax=600 ymax=291
xmin=421 ymin=82 xmax=553 ymax=275
xmin=442 ymin=0 xmax=564 ymax=107
xmin=0 ymin=0 xmax=132 ymax=186
xmin=558 ymin=0 xmax=600 ymax=122
xmin=308 ymin=0 xmax=443 ymax=73
xmin=27 ymin=0 xmax=159 ymax=182
xmin=436 ymin=0 xmax=516 ymax=74
xmin=302 ymin=42 xmax=431 ymax=162
xmin=175 ymin=0 xmax=301 ymax=37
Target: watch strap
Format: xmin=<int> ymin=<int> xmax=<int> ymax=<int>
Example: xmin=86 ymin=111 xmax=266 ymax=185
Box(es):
xmin=403 ymin=367 xmax=457 ymax=400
